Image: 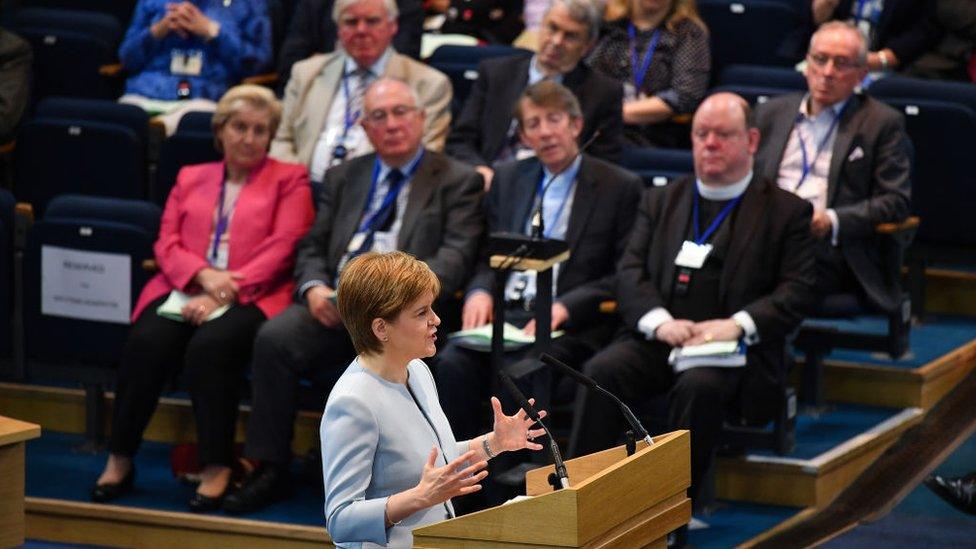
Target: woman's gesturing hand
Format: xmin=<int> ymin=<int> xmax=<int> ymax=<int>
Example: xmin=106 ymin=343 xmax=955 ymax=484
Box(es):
xmin=490 ymin=397 xmax=547 ymax=453
xmin=414 ymin=448 xmax=487 ymax=508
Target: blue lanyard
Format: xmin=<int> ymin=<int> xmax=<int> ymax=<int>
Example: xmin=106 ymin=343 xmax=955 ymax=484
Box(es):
xmin=209 ymin=180 xmax=239 ymax=263
xmin=628 ymin=24 xmax=661 ymax=94
xmin=794 ymin=104 xmax=846 ymax=191
xmin=358 ymin=152 xmax=425 ymax=233
xmin=341 ymin=71 xmax=364 ymax=137
xmin=535 ymin=169 xmax=576 ymax=239
xmin=692 ymin=188 xmax=742 ymax=245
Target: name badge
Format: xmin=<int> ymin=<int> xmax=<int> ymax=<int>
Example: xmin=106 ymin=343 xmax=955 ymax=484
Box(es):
xmin=674 ymin=241 xmax=713 ymax=269
xmin=170 ymin=49 xmax=203 ymax=76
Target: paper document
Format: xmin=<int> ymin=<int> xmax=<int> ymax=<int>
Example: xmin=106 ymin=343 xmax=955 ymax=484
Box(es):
xmin=448 ymin=322 xmax=564 ymax=352
xmin=668 ymin=340 xmax=745 ymax=373
xmin=156 ymin=290 xmax=230 ymax=323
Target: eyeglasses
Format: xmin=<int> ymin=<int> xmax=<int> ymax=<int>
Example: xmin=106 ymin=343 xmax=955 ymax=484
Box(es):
xmin=339 ymin=15 xmax=385 ymax=29
xmin=807 ymin=52 xmax=863 ymax=72
xmin=363 ymin=105 xmax=419 ymax=125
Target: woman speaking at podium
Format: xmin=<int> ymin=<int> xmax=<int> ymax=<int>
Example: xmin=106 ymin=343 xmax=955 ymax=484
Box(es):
xmin=322 ymin=252 xmax=546 ymax=547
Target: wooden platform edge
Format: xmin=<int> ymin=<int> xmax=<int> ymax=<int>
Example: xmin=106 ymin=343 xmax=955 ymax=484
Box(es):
xmin=25 ymin=497 xmax=332 ymax=549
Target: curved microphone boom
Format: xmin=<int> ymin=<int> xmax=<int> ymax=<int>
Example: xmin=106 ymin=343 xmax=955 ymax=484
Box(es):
xmin=540 ymin=353 xmax=654 ymax=447
xmin=497 ymin=372 xmax=571 ymax=490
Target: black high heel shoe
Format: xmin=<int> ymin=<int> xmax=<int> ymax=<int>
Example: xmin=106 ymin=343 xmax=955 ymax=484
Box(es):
xmin=188 ymin=484 xmax=231 ymax=513
xmin=90 ymin=467 xmax=136 ymax=503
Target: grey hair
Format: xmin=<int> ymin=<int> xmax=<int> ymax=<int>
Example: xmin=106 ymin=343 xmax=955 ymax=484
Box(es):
xmin=332 ymin=0 xmax=398 ymax=23
xmin=544 ymin=0 xmax=601 ymax=43
xmin=810 ymin=21 xmax=869 ymax=66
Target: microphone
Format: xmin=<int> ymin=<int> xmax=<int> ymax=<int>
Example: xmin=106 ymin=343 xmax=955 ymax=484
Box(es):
xmin=540 ymin=353 xmax=654 ymax=448
xmin=497 ymin=371 xmax=570 ymax=490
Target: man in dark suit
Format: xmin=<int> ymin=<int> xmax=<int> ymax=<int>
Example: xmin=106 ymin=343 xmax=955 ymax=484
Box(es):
xmin=445 ymin=0 xmax=623 ymax=188
xmin=436 ymin=80 xmax=641 ymax=452
xmin=277 ymin=0 xmax=424 ymax=83
xmin=754 ymin=21 xmax=911 ymax=314
xmin=568 ymin=93 xmax=816 ymax=506
xmin=224 ymin=78 xmax=484 ymax=513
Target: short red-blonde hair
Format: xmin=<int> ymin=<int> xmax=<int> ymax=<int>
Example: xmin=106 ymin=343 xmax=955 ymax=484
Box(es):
xmin=337 ymin=251 xmax=441 ymax=355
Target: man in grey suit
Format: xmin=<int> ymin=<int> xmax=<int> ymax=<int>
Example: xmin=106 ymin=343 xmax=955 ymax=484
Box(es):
xmin=224 ymin=78 xmax=484 ymax=513
xmin=269 ymin=0 xmax=452 ymax=185
xmin=754 ymin=21 xmax=911 ymax=314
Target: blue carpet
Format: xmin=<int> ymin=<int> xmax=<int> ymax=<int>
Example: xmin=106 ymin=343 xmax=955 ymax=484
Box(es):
xmin=749 ymin=404 xmax=904 ymax=461
xmin=823 ymin=431 xmax=976 ymax=547
xmin=799 ymin=314 xmax=976 ymax=369
xmin=25 ymin=432 xmax=325 ymax=527
xmin=689 ymin=501 xmax=798 ymax=548
xmin=22 ymin=542 xmax=104 ymax=549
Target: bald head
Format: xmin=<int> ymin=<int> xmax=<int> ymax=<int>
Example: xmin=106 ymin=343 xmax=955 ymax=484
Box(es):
xmin=361 ymin=77 xmax=426 ymax=167
xmin=691 ymin=93 xmax=760 ymax=185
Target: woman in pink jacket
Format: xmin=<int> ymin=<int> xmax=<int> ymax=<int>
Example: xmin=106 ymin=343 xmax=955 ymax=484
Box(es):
xmin=90 ymin=85 xmax=314 ymax=512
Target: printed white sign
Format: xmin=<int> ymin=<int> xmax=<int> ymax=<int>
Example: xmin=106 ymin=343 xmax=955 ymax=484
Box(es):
xmin=41 ymin=245 xmax=132 ymax=324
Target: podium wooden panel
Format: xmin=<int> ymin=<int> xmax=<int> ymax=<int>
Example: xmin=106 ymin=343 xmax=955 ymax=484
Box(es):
xmin=0 ymin=415 xmax=41 ymax=548
xmin=413 ymin=430 xmax=690 ymax=548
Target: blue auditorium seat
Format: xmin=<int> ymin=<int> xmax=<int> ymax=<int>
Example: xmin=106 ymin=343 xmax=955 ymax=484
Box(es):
xmin=34 ymin=97 xmax=150 ymax=149
xmin=713 ymin=64 xmax=807 ymax=106
xmin=870 ymin=76 xmax=976 ymax=115
xmin=427 ymin=44 xmax=532 ymax=116
xmin=153 ymin=132 xmax=221 ymax=206
xmin=175 ymin=111 xmax=215 ymax=134
xmin=11 ymin=8 xmax=122 ymax=100
xmin=698 ymin=0 xmax=807 ymax=73
xmin=19 ymin=0 xmax=136 ymax=27
xmin=21 ymin=194 xmax=160 ymax=444
xmin=619 ymin=147 xmax=694 ymax=187
xmin=14 ymin=117 xmax=145 ymax=215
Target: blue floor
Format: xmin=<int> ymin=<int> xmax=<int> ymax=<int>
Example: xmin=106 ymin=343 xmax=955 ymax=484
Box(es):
xmin=689 ymin=501 xmax=799 ymax=548
xmin=25 ymin=432 xmax=325 ymax=527
xmin=823 ymin=431 xmax=976 ymax=548
xmin=802 ymin=314 xmax=976 ymax=369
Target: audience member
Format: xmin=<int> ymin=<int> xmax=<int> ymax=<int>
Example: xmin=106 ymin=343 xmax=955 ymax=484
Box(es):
xmin=0 ymin=26 xmax=31 ymax=143
xmin=446 ymin=0 xmax=623 ymax=188
xmin=90 ymin=85 xmax=314 ymax=512
xmin=223 ymin=77 xmax=484 ymax=514
xmin=321 ymin=251 xmax=545 ymax=547
xmin=812 ymin=0 xmax=942 ymax=72
xmin=277 ymin=0 xmax=424 ymax=81
xmin=270 ymin=0 xmax=452 ymax=185
xmin=904 ymin=0 xmax=976 ymax=81
xmin=426 ymin=0 xmax=525 ymax=44
xmin=436 ymin=80 xmax=641 ymax=456
xmin=118 ymin=0 xmax=272 ymax=135
xmin=567 ymin=93 xmax=816 ymax=507
xmin=587 ymin=0 xmax=711 ymax=147
xmin=754 ymin=22 xmax=911 ymax=315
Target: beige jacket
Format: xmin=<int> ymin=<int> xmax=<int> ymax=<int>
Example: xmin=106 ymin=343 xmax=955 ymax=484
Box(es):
xmin=270 ymin=50 xmax=452 ymax=167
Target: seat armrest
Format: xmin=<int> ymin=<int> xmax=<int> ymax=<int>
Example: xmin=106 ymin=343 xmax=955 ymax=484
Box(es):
xmin=99 ymin=63 xmax=124 ymax=77
xmin=875 ymin=216 xmax=919 ymax=235
xmin=242 ymin=72 xmax=279 ymax=86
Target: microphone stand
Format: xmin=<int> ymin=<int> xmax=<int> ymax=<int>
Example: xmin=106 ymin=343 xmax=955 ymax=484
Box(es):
xmin=498 ymin=372 xmax=570 ymax=490
xmin=540 ymin=353 xmax=654 ymax=449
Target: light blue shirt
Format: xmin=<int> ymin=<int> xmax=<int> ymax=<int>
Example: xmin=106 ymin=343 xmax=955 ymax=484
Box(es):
xmin=321 ymin=358 xmax=466 ymax=548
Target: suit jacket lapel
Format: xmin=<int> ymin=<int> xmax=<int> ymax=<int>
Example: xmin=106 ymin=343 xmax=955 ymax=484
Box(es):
xmin=827 ymin=94 xmax=861 ymax=207
xmin=564 ymin=156 xmax=596 ymax=251
xmin=398 ymin=151 xmax=437 ymax=247
xmin=514 ymin=160 xmax=543 ymax=232
xmin=660 ymin=180 xmax=693 ymax=303
xmin=763 ymin=94 xmax=804 ymax=181
xmin=720 ymin=175 xmax=769 ymax=302
xmin=299 ymin=55 xmax=343 ymax=165
xmin=332 ymin=155 xmax=376 ymax=261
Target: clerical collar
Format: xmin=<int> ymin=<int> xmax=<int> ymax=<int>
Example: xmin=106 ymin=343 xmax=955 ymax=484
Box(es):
xmin=696 ymin=170 xmax=752 ymax=200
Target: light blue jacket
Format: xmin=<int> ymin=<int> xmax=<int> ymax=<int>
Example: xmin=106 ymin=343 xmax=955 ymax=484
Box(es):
xmin=321 ymin=358 xmax=467 ymax=548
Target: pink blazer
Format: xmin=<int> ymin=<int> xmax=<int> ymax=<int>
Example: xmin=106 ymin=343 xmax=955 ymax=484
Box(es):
xmin=132 ymin=157 xmax=314 ymax=321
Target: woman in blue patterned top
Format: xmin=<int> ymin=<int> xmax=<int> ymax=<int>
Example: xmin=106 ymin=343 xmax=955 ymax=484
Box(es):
xmin=118 ymin=0 xmax=272 ymax=134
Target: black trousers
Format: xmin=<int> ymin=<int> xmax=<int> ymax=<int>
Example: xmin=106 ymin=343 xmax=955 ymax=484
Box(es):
xmin=566 ymin=336 xmax=742 ymax=504
xmin=109 ymin=294 xmax=266 ymax=466
xmin=243 ymin=303 xmax=356 ymax=464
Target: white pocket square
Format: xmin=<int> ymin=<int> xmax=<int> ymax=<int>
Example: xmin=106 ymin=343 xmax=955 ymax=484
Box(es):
xmin=848 ymin=146 xmax=865 ymax=162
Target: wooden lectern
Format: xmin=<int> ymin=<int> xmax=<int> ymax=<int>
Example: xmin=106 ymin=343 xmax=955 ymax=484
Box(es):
xmin=413 ymin=430 xmax=691 ymax=548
